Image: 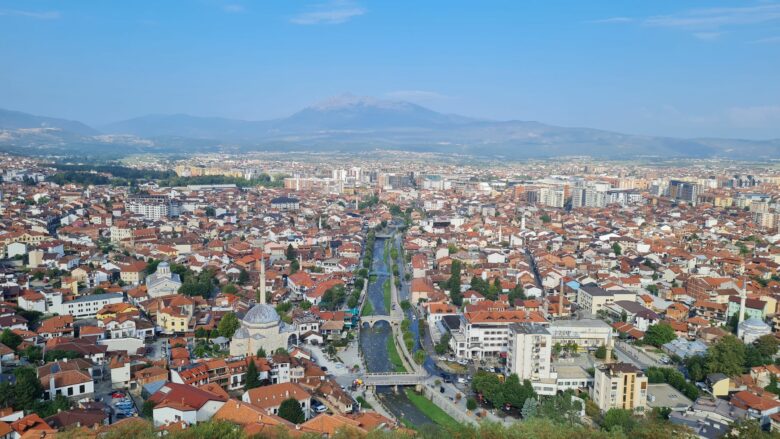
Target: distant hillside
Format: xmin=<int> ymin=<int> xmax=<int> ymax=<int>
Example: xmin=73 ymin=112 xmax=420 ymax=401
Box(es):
xmin=2 ymin=96 xmax=779 ymax=159
xmin=0 ymin=108 xmax=98 ymax=135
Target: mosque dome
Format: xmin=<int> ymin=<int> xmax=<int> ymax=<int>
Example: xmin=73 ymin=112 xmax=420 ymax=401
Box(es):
xmin=243 ymin=304 xmax=281 ymax=325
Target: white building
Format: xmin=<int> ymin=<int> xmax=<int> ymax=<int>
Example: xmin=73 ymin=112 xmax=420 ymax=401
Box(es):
xmin=145 ymin=262 xmax=182 ymax=298
xmin=576 ymin=285 xmax=636 ymax=315
xmin=51 ymin=293 xmax=124 ymax=319
xmin=548 ymin=319 xmax=613 ymax=350
xmin=506 ymin=323 xmax=557 ymax=395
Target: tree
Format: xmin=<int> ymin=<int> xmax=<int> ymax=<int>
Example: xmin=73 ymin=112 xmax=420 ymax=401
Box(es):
xmin=643 ymin=323 xmax=676 ymax=347
xmin=13 ymin=367 xmax=43 ymax=410
xmin=540 ymin=214 xmax=551 ymax=223
xmin=755 ymin=334 xmax=780 ymax=358
xmin=0 ymin=329 xmax=22 ymax=351
xmin=414 ymin=350 xmax=426 ymax=365
xmin=286 ymin=244 xmax=297 ymax=261
xmin=142 ymin=400 xmax=157 ymax=418
xmin=706 ymin=334 xmax=746 ymax=376
xmin=204 ymin=206 xmax=216 ymax=217
xmin=435 ymin=333 xmax=451 ymax=355
xmin=448 ymin=260 xmax=463 ymax=307
xmin=245 ymin=360 xmax=260 ymax=390
xmin=278 ymin=398 xmax=305 ymax=424
xmin=595 ymin=345 xmax=607 ymax=359
xmin=521 ymin=397 xmax=539 ymax=419
xmin=466 ymin=398 xmax=478 ymax=411
xmin=257 ymin=347 xmax=267 ymax=358
xmin=602 ymin=408 xmax=637 ymax=433
xmin=290 ymin=260 xmax=300 ymax=274
xmin=611 ymin=242 xmax=622 ymax=256
xmin=237 ymin=269 xmax=250 ymax=285
xmin=218 ymin=313 xmax=240 ymax=338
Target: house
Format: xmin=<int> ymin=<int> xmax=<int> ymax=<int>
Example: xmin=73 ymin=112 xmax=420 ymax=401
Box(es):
xmin=242 ymin=382 xmax=312 ymax=420
xmin=149 ymin=382 xmax=228 ymax=427
xmin=411 ymin=278 xmax=436 ymax=303
xmin=40 ymin=369 xmax=94 ymax=400
xmin=730 ymin=390 xmax=780 ymax=425
xmin=706 ymin=373 xmax=730 ymax=397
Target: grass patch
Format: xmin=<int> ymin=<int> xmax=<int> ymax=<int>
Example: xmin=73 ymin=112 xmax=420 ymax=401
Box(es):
xmin=387 ymin=335 xmax=407 ymax=372
xmin=404 ymin=389 xmax=461 ymax=429
xmin=356 ymin=396 xmax=373 ymax=409
xmin=362 ymin=299 xmax=374 ymax=316
xmin=369 ymin=274 xmax=377 ymax=283
xmin=383 ymin=279 xmax=391 ymax=312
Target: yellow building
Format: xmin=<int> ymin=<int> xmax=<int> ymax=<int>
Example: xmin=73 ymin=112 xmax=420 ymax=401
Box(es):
xmin=592 ymin=362 xmax=648 ymax=413
xmin=96 ymin=303 xmax=139 ymax=321
xmin=706 ymin=373 xmax=730 ymax=397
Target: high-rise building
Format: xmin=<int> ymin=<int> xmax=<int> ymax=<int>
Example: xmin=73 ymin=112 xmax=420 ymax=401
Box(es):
xmin=669 ymin=180 xmax=698 ymax=204
xmin=127 ymin=195 xmax=181 ymax=221
xmin=592 ymin=362 xmax=648 ymax=413
xmin=506 ymin=323 xmax=552 ymax=382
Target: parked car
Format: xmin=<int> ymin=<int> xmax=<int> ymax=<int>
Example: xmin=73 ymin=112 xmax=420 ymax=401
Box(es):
xmin=111 ymin=393 xmax=125 ymax=399
xmin=440 ymin=386 xmax=445 ymax=393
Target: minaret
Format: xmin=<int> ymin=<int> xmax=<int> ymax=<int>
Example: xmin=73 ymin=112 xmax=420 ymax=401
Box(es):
xmin=739 ymin=277 xmax=747 ymax=324
xmin=520 ymin=215 xmax=526 ymax=231
xmin=259 ymin=252 xmax=266 ymax=305
xmin=498 ymin=226 xmax=503 ymax=243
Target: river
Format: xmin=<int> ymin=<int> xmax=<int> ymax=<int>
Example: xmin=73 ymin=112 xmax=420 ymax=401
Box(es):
xmin=359 ymin=235 xmax=439 ymax=428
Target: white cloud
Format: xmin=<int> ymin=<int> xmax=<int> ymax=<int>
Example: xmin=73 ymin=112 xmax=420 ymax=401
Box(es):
xmin=589 ymin=17 xmax=634 ymax=24
xmin=0 ymin=9 xmax=60 ymax=20
xmin=644 ymin=4 xmax=780 ymax=30
xmin=385 ymin=90 xmax=450 ymax=101
xmin=728 ymin=105 xmax=780 ymax=127
xmin=291 ymin=0 xmax=365 ymax=25
xmin=751 ymin=35 xmax=780 ymax=44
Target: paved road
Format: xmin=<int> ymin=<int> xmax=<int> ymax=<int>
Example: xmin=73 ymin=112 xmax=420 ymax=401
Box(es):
xmin=613 ymin=340 xmax=663 ymax=370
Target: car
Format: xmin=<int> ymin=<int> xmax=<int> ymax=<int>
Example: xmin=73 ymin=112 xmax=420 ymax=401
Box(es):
xmin=439 ymin=386 xmax=445 ymax=393
xmin=321 ymin=366 xmax=328 ymax=372
xmin=111 ymin=393 xmax=125 ymax=399
xmin=457 ymin=377 xmax=467 ymax=384
xmin=116 ymin=403 xmax=133 ymax=409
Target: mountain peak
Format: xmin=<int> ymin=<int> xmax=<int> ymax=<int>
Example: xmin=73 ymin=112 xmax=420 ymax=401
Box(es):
xmin=307 ymin=93 xmax=416 ymax=112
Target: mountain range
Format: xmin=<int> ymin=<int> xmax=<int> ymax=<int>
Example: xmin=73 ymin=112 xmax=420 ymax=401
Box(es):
xmin=1 ymin=95 xmax=779 ymax=159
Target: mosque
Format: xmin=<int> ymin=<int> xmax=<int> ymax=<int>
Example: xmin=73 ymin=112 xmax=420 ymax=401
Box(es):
xmin=230 ymin=253 xmax=299 ymax=357
xmin=736 ymin=279 xmax=771 ymax=344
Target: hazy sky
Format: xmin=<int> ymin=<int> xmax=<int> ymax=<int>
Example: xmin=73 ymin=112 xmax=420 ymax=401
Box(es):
xmin=1 ymin=0 xmax=779 ymax=139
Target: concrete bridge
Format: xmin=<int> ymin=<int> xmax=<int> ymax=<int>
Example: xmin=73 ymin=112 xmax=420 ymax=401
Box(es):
xmin=363 ymin=371 xmax=429 ymax=386
xmin=360 ymin=314 xmax=403 ymax=327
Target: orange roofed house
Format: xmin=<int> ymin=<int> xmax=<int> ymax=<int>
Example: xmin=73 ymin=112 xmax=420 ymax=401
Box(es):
xmin=448 ymin=310 xmax=548 ymax=360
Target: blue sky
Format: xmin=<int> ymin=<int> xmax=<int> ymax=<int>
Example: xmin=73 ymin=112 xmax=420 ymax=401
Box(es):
xmin=1 ymin=0 xmax=779 ymax=138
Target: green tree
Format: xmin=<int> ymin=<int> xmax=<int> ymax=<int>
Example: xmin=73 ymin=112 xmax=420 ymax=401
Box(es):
xmin=290 ymin=259 xmax=300 ymax=274
xmin=204 ymin=206 xmax=216 ymax=217
xmin=278 ymin=398 xmax=305 ymax=424
xmin=611 ymin=242 xmax=622 ymax=256
xmin=142 ymin=400 xmax=157 ymax=418
xmin=602 ymin=408 xmax=637 ymax=433
xmin=286 ymin=244 xmax=297 ymax=261
xmin=222 ymin=283 xmax=238 ymax=294
xmin=643 ymin=323 xmax=676 ymax=347
xmin=540 ymin=214 xmax=551 ymax=223
xmin=257 ymin=347 xmax=267 ymax=357
xmin=0 ymin=329 xmax=22 ymax=351
xmin=706 ymin=334 xmax=746 ymax=376
xmin=595 ymin=345 xmax=607 ymax=359
xmin=466 ymin=398 xmax=478 ymax=411
xmin=13 ymin=367 xmax=43 ymax=410
xmin=245 ymin=360 xmax=260 ymax=390
xmin=218 ymin=312 xmax=240 ymax=338
xmin=237 ymin=269 xmax=250 ymax=285
xmin=414 ymin=350 xmax=426 ymax=365
xmin=448 ymin=260 xmax=463 ymax=307
xmin=521 ymin=397 xmax=539 ymax=419
xmin=755 ymin=334 xmax=780 ymax=358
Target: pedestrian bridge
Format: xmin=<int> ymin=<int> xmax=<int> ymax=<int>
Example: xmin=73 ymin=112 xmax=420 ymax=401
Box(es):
xmin=363 ymin=371 xmax=429 ymax=386
xmin=360 ymin=315 xmax=403 ymax=327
